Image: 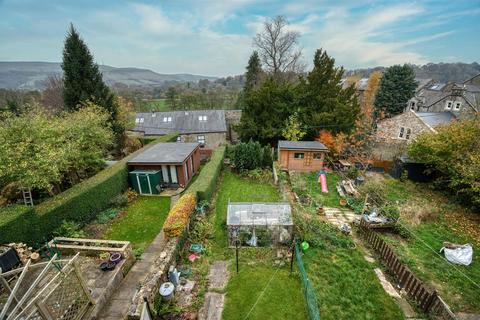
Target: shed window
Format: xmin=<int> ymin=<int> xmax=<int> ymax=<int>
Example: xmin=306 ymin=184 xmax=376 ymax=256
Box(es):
xmin=197 ymin=135 xmax=205 ymax=144
xmin=313 ymin=152 xmax=322 ymax=160
xmin=444 ymin=100 xmax=453 ymax=110
xmin=199 ymin=115 xmax=207 ymax=122
xmin=454 ymin=101 xmax=462 ymax=110
xmin=294 ymin=153 xmax=304 ymax=159
xmin=398 ymin=127 xmax=405 ymax=138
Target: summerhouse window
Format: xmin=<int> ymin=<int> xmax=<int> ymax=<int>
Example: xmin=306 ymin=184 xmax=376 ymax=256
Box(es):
xmin=294 ymin=153 xmax=304 ymax=159
xmin=313 ymin=152 xmax=322 ymax=160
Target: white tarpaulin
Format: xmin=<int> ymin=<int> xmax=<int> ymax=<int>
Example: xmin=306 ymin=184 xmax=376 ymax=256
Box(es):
xmin=440 ymin=243 xmax=473 ymax=266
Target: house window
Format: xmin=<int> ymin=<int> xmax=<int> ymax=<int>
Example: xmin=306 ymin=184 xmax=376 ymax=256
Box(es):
xmin=445 ymin=100 xmax=453 ymax=110
xmin=409 ymin=101 xmax=416 ymax=110
xmin=313 ymin=152 xmax=322 ymax=160
xmin=137 ymin=117 xmax=144 ymax=124
xmin=454 ymin=101 xmax=462 ymax=110
xmin=197 ymin=135 xmax=205 ymax=144
xmin=405 ymin=128 xmax=411 ymax=140
xmin=135 ymin=118 xmax=140 ymax=124
xmin=398 ymin=127 xmax=405 ymax=138
xmin=163 ymin=117 xmax=172 ymax=122
xmin=294 ymin=153 xmax=304 ymax=159
xmin=199 ymin=115 xmax=207 ymax=122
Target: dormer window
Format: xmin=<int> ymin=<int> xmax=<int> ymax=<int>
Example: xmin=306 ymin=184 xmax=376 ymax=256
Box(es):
xmin=454 ymin=101 xmax=462 ymax=111
xmin=152 ymin=113 xmax=156 ymax=117
xmin=199 ymin=115 xmax=207 ymax=122
xmin=444 ymin=100 xmax=453 ymax=110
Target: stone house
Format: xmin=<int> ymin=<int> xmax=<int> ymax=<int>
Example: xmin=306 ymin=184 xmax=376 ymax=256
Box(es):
xmin=373 ymin=110 xmax=456 ymax=161
xmin=132 ymin=110 xmax=228 ymax=157
xmin=406 ymin=77 xmax=479 ymax=120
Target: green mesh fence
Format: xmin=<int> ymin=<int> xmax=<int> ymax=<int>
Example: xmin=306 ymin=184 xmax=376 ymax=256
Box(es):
xmin=295 ymin=242 xmax=321 ymax=320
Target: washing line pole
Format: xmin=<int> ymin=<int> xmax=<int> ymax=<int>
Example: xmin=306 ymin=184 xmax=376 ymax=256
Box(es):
xmin=290 ymin=236 xmax=295 ymax=275
xmin=235 ymin=238 xmax=240 ymax=274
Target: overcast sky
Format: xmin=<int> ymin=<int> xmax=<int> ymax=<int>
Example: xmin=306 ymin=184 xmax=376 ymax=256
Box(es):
xmin=0 ymin=0 xmax=479 ymax=76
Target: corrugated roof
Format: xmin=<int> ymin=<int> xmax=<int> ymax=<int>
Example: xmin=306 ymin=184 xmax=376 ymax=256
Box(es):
xmin=416 ymin=112 xmax=456 ymax=128
xmin=227 ymin=202 xmax=293 ymax=226
xmin=278 ymin=140 xmax=328 ymax=151
xmin=133 ymin=109 xmax=227 ymax=135
xmin=128 ymin=142 xmax=198 ymax=164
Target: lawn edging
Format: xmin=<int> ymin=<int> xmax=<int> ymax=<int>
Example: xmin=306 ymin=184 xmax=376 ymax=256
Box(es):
xmin=0 ymin=133 xmax=178 ymax=246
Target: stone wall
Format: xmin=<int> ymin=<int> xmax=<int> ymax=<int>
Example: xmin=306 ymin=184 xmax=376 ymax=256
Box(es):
xmin=225 ymin=110 xmax=242 ymax=143
xmin=127 ymin=237 xmax=180 ymax=319
xmin=180 ymin=132 xmax=227 ymax=150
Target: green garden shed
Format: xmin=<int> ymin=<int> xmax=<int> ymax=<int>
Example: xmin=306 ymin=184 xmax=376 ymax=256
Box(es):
xmin=129 ymin=170 xmax=162 ymax=195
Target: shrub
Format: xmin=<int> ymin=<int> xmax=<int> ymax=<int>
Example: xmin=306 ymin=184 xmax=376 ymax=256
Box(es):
xmin=358 ymin=180 xmax=388 ymax=206
xmin=0 ymin=133 xmax=178 ymax=246
xmin=163 ymin=193 xmax=197 ymax=238
xmin=186 ymin=146 xmax=225 ymax=201
xmin=109 ymin=193 xmax=129 ymax=208
xmin=54 ymin=220 xmax=86 ymax=238
xmin=346 ymin=166 xmax=359 ymax=180
xmin=241 ymin=168 xmax=273 ymax=184
xmin=230 ymin=141 xmax=272 ymax=171
xmin=95 ymin=208 xmax=120 ymax=224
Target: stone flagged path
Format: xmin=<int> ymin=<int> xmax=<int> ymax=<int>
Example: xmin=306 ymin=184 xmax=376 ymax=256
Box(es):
xmin=323 ymin=207 xmax=358 ymax=227
xmin=98 ymin=230 xmax=168 ymax=320
xmin=199 ymin=260 xmax=229 ymax=320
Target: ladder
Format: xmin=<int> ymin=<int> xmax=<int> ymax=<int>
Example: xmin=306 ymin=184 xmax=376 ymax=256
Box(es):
xmin=22 ymin=188 xmax=33 ymax=206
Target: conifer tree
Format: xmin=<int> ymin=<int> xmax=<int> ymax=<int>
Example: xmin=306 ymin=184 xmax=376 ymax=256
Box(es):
xmin=244 ymin=51 xmax=262 ymax=92
xmin=297 ymin=49 xmax=360 ymax=138
xmin=374 ymin=64 xmax=417 ymax=117
xmin=62 ymin=24 xmax=122 ymax=134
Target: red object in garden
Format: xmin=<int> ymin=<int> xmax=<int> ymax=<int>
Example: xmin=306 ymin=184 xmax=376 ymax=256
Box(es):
xmin=188 ymin=253 xmax=199 ymax=262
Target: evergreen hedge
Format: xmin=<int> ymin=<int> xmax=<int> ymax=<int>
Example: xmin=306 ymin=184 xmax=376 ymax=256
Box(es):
xmin=186 ymin=145 xmax=225 ymax=201
xmin=0 ymin=134 xmax=177 ymax=246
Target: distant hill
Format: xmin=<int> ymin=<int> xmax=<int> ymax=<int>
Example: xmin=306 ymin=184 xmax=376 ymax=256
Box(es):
xmin=345 ymin=62 xmax=480 ymax=83
xmin=0 ymin=62 xmax=218 ymax=90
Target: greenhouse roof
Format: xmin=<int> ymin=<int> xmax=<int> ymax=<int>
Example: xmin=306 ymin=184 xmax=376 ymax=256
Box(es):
xmin=227 ymin=202 xmax=293 ymax=226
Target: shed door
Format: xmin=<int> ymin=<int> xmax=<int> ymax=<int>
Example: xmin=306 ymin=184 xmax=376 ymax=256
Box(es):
xmin=162 ymin=165 xmax=169 ymax=183
xmin=170 ymin=165 xmax=178 ymax=184
xmin=137 ymin=174 xmax=151 ymax=194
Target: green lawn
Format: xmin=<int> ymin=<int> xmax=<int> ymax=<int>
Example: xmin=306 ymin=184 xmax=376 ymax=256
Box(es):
xmin=103 ymin=196 xmax=170 ymax=250
xmin=210 ymin=170 xmax=307 ymax=320
xmin=140 ymin=99 xmax=170 ymax=112
xmin=303 ymin=247 xmax=404 ymax=319
xmin=291 ymin=171 xmax=342 ymax=207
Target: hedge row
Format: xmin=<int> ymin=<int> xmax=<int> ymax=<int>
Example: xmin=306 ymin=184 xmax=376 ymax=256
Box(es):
xmin=0 ymin=133 xmax=178 ymax=246
xmin=186 ymin=145 xmax=225 ymax=201
xmin=163 ymin=192 xmax=196 ymax=238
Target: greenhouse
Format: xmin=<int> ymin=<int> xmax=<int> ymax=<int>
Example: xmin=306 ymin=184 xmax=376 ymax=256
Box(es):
xmin=227 ymin=202 xmax=293 ymax=247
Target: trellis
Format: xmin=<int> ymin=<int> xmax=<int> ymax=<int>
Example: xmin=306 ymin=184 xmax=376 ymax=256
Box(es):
xmin=0 ymin=253 xmax=93 ymax=320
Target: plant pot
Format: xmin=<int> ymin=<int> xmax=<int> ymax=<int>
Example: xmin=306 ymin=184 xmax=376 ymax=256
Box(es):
xmin=316 ymin=207 xmax=325 ymax=215
xmin=339 ymin=199 xmax=347 ymax=207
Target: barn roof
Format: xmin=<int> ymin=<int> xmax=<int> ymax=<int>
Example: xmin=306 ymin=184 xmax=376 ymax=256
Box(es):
xmin=278 ymin=140 xmax=328 ymax=151
xmin=127 ymin=142 xmax=199 ymax=164
xmin=133 ymin=109 xmax=227 ymax=135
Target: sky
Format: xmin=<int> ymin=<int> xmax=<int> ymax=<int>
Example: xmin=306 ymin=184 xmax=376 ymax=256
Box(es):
xmin=0 ymin=0 xmax=479 ymax=77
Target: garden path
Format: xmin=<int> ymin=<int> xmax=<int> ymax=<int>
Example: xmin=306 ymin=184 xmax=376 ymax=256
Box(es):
xmin=98 ymin=230 xmax=168 ymax=320
xmin=199 ymin=260 xmax=229 ymax=320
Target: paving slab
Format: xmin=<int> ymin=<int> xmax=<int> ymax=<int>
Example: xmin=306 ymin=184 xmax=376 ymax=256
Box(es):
xmin=207 ymin=261 xmax=229 ymax=290
xmin=198 ymin=292 xmax=225 ymax=320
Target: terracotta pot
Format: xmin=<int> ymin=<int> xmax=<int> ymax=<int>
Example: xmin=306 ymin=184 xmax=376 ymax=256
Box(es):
xmin=339 ymin=199 xmax=347 ymax=207
xmin=317 ymin=207 xmax=325 ymax=215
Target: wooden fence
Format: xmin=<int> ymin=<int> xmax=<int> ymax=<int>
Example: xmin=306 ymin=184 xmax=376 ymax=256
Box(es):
xmin=359 ymin=219 xmax=457 ymax=320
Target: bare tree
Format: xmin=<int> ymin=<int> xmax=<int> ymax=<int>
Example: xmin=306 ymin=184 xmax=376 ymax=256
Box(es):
xmin=41 ymin=74 xmax=64 ymax=114
xmin=254 ymin=16 xmax=303 ymax=75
